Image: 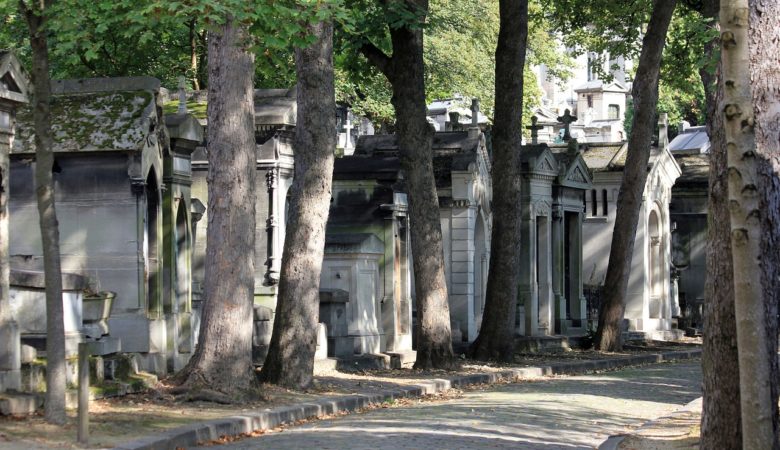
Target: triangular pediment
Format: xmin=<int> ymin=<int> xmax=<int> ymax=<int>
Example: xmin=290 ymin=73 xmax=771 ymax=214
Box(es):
xmin=531 ymin=148 xmax=559 ymax=176
xmin=0 ymin=51 xmax=30 ymax=104
xmin=559 ymin=153 xmax=593 ymax=189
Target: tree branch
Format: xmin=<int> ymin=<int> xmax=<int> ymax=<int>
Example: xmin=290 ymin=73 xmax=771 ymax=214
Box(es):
xmin=359 ymin=41 xmax=392 ymax=78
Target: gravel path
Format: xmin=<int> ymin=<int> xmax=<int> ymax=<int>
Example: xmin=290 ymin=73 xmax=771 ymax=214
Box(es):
xmin=210 ymin=361 xmax=701 ymax=450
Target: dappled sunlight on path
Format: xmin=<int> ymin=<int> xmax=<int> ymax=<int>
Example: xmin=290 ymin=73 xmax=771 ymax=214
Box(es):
xmin=213 ymin=361 xmax=701 ymax=450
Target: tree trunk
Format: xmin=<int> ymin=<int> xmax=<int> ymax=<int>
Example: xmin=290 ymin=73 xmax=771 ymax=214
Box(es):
xmin=390 ymin=27 xmax=454 ymax=370
xmin=698 ymin=1 xmax=742 ymax=447
xmin=720 ymin=0 xmax=777 ymax=447
xmin=174 ymin=17 xmax=257 ymax=397
xmin=259 ymin=19 xmax=335 ymax=390
xmin=594 ymin=0 xmax=676 ymax=351
xmin=749 ymin=0 xmax=780 ymax=445
xmin=361 ymin=0 xmax=453 ymax=369
xmin=188 ymin=17 xmax=200 ymax=91
xmin=21 ymin=0 xmax=67 ymax=425
xmin=468 ymin=0 xmax=528 ymax=362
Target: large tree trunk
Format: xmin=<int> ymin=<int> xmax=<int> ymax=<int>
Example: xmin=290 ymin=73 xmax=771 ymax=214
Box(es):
xmin=21 ymin=0 xmax=66 ymax=425
xmin=720 ymin=0 xmax=778 ymax=447
xmin=594 ymin=0 xmax=676 ymax=351
xmin=361 ymin=0 xmax=453 ymax=370
xmin=698 ymin=2 xmax=742 ymax=447
xmin=748 ymin=0 xmax=780 ymax=445
xmin=468 ymin=0 xmax=528 ymax=361
xmin=259 ymin=19 xmax=336 ymax=390
xmin=174 ymin=17 xmax=257 ymax=397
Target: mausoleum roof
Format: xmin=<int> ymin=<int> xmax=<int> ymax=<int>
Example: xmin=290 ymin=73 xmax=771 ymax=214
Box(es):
xmin=673 ymin=154 xmax=709 ymax=185
xmin=13 ymin=77 xmax=160 ymax=154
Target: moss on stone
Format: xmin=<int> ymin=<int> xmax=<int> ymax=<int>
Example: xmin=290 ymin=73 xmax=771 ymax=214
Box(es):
xmin=162 ymin=100 xmax=207 ymax=119
xmin=14 ymin=90 xmax=155 ymax=153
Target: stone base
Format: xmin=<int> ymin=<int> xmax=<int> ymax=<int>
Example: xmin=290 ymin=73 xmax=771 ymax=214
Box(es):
xmin=514 ymin=335 xmax=571 ymax=353
xmin=385 ymin=350 xmax=416 ymax=369
xmin=0 ymin=370 xmax=21 ymax=392
xmin=86 ymin=337 xmax=122 ymax=356
xmin=329 ymin=333 xmax=381 ymax=358
xmin=0 ymin=392 xmax=40 ymax=415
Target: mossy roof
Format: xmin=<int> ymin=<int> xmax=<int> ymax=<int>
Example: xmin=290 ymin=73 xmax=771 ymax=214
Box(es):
xmin=13 ymin=90 xmax=156 ymax=154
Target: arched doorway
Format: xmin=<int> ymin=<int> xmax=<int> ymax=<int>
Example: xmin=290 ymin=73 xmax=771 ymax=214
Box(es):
xmin=145 ymin=171 xmax=161 ymax=315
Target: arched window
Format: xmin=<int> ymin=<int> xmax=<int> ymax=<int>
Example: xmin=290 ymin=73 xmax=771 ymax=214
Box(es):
xmin=602 ymin=189 xmax=608 ymax=216
xmin=591 ymin=189 xmax=597 ymax=216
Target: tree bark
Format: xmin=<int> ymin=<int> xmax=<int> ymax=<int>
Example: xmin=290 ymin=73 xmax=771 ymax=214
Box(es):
xmin=698 ymin=2 xmax=742 ymax=447
xmin=259 ymin=19 xmax=336 ymax=390
xmin=699 ymin=0 xmax=742 ymax=450
xmin=361 ymin=0 xmax=453 ymax=369
xmin=748 ymin=0 xmax=780 ymax=445
xmin=720 ymin=0 xmax=777 ymax=447
xmin=173 ymin=17 xmax=257 ymax=397
xmin=594 ymin=0 xmax=676 ymax=351
xmin=20 ymin=0 xmax=67 ymax=425
xmin=468 ymin=0 xmax=528 ymax=361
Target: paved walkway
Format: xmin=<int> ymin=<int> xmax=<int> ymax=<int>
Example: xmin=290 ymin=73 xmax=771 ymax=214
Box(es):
xmin=210 ymin=361 xmax=702 ymax=450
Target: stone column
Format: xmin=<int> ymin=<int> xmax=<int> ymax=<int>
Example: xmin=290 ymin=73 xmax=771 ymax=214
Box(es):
xmin=518 ymin=204 xmax=538 ymax=336
xmin=0 ymin=100 xmax=22 ymax=392
xmin=381 ymin=204 xmax=398 ymax=351
xmin=263 ymin=167 xmax=280 ymax=285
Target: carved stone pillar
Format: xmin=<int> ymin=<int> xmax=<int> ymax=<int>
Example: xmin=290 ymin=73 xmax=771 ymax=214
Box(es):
xmin=264 ymin=167 xmax=280 ymax=286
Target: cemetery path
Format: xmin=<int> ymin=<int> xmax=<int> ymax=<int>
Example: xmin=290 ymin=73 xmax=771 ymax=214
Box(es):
xmin=209 ymin=360 xmax=702 ymax=450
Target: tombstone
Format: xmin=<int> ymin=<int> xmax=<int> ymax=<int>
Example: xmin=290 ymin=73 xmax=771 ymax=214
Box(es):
xmin=10 ymin=77 xmax=203 ymax=375
xmin=517 ymin=147 xmax=559 ymax=336
xmin=0 ymin=51 xmax=29 ymax=392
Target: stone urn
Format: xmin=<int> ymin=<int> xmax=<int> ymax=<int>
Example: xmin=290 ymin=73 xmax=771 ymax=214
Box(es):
xmin=82 ymin=291 xmax=116 ymax=339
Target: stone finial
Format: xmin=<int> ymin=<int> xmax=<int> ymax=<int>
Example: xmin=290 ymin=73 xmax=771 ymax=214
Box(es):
xmin=658 ymin=113 xmax=669 ymax=149
xmin=526 ymin=115 xmax=544 ymax=145
xmin=177 ymin=76 xmax=187 ymax=114
xmin=471 ymin=98 xmax=480 ymax=127
xmin=557 ymin=109 xmax=577 ymax=141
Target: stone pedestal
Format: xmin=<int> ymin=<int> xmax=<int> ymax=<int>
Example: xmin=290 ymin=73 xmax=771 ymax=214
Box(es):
xmin=0 ymin=320 xmax=21 ymax=392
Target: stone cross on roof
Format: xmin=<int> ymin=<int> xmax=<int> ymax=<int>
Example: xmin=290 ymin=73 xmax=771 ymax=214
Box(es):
xmin=471 ymin=98 xmax=480 ymax=127
xmin=557 ymin=109 xmax=577 ymax=141
xmin=658 ymin=112 xmax=669 ymax=149
xmin=177 ymin=76 xmax=187 ymax=114
xmin=526 ymin=115 xmax=544 ymax=144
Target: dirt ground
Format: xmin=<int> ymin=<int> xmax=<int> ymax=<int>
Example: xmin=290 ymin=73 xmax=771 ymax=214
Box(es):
xmin=0 ymin=340 xmax=701 ymax=449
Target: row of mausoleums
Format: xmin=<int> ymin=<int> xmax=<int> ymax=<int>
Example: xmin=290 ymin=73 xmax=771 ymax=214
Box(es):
xmin=0 ymin=58 xmax=691 ymax=392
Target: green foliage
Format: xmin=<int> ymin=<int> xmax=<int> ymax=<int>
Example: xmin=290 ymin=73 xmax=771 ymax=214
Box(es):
xmin=336 ymin=0 xmax=572 ymax=129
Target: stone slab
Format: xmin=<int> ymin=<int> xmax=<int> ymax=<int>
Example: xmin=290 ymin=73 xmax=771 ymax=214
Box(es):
xmin=113 ymin=348 xmax=701 ymax=450
xmin=86 ymin=336 xmax=122 ymax=356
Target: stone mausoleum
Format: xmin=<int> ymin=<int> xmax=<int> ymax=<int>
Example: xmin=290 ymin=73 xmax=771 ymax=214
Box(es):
xmin=9 ymin=77 xmax=203 ymax=374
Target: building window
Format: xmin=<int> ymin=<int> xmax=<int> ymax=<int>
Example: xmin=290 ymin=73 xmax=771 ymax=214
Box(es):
xmin=608 ymin=104 xmax=620 ymax=120
xmin=591 ymin=189 xmax=598 ymax=216
xmin=602 ymin=189 xmax=608 ymax=216
xmin=587 ymin=95 xmax=593 ymax=108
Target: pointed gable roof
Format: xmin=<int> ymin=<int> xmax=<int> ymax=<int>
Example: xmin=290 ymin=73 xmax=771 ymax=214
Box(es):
xmin=519 ymin=145 xmax=559 ymax=178
xmin=555 ymin=152 xmax=593 ymax=189
xmin=0 ymin=51 xmax=30 ymax=106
